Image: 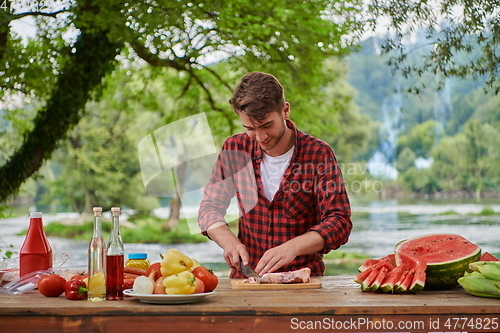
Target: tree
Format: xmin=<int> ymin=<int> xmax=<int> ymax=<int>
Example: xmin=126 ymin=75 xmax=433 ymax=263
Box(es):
xmin=366 ymin=0 xmax=500 ymax=93
xmin=0 ymin=0 xmax=364 ymax=203
xmin=397 ymin=120 xmax=443 ymax=158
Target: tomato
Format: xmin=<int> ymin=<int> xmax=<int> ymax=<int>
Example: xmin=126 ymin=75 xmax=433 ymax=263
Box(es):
xmin=70 ymin=274 xmax=88 ymax=281
xmin=192 ymin=266 xmax=218 ymax=292
xmin=145 ymin=262 xmax=162 ymax=280
xmin=38 ymin=274 xmax=67 ymax=297
xmin=193 ymin=277 xmax=205 ymax=294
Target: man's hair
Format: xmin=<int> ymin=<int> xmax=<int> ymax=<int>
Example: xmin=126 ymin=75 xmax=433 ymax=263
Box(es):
xmin=229 ymin=72 xmax=285 ymax=121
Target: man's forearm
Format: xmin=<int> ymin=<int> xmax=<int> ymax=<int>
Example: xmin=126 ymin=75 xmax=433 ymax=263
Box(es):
xmin=207 ymin=223 xmax=241 ymax=250
xmin=285 ymin=231 xmax=326 ymax=257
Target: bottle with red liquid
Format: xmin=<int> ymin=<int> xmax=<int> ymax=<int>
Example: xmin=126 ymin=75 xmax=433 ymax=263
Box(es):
xmin=19 ymin=212 xmax=53 ymax=277
xmin=106 ymin=207 xmax=124 ymax=300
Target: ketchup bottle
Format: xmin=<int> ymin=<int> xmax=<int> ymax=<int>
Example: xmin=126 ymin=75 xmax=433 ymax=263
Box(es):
xmin=19 ymin=212 xmax=53 ymax=277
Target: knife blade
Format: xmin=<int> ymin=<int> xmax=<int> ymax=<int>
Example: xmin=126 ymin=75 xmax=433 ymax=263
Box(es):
xmin=242 ymin=264 xmax=260 ymax=284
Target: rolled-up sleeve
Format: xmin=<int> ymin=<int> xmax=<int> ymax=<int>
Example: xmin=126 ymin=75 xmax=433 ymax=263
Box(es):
xmin=309 ymin=152 xmax=352 ymax=253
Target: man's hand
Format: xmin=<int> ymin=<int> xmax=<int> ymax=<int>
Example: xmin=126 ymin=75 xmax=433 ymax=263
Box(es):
xmin=255 ymin=231 xmax=326 ymax=275
xmin=223 ymin=242 xmax=249 ymax=270
xmin=254 ymin=242 xmax=296 ymax=275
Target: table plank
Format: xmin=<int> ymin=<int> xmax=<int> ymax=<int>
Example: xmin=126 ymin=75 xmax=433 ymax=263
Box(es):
xmin=1 ymin=276 xmax=499 ymax=332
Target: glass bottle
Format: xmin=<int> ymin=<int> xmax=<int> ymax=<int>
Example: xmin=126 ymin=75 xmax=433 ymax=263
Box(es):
xmin=106 ymin=207 xmax=124 ymax=300
xmin=88 ymin=207 xmax=106 ymax=301
xmin=19 ymin=212 xmax=53 ymax=277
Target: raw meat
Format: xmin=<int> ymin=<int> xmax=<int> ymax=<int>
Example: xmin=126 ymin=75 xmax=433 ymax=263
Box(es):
xmin=246 ymin=267 xmax=311 ymax=284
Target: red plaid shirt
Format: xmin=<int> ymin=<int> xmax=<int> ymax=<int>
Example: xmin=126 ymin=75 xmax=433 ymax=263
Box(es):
xmin=198 ymin=120 xmax=352 ymax=278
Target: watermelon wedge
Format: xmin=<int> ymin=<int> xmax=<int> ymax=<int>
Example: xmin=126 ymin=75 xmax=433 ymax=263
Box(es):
xmin=395 ymin=233 xmax=481 ymax=289
xmin=354 ymin=265 xmax=376 ymax=284
xmin=361 ymin=266 xmax=381 ymax=291
xmin=395 ymin=269 xmax=414 ymax=293
xmin=380 ymin=263 xmax=408 ymax=293
xmin=370 ymin=267 xmax=389 ymax=292
xmin=480 ymin=252 xmax=500 ymax=261
xmin=409 ymin=261 xmax=426 ymax=293
xmin=358 ymin=254 xmax=396 ymax=272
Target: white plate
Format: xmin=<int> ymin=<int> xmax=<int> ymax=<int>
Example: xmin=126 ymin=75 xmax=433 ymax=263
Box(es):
xmin=123 ymin=289 xmax=215 ymax=304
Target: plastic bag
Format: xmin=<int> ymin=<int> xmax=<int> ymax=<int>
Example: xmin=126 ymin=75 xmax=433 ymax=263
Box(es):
xmin=0 ymin=269 xmax=51 ymax=295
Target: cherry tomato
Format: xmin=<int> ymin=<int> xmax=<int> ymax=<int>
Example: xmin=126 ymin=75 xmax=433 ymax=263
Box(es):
xmin=192 ymin=266 xmax=218 ymax=292
xmin=38 ymin=274 xmax=67 ymax=297
xmin=145 ymin=262 xmax=162 ymax=280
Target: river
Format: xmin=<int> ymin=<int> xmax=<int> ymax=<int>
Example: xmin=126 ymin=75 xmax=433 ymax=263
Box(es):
xmin=1 ymin=200 xmax=500 ymax=277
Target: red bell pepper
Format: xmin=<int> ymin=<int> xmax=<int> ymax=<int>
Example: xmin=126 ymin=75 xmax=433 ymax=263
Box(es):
xmin=64 ymin=279 xmax=88 ymax=300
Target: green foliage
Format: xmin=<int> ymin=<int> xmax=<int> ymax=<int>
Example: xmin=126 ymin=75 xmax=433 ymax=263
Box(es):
xmin=366 ymin=0 xmax=500 ymax=93
xmin=1 ymin=0 xmax=365 ymax=205
xmin=39 ymin=215 xmax=206 ymax=244
xmin=397 ymin=120 xmax=443 ymax=159
xmin=0 ymin=245 xmax=16 ymax=260
xmin=396 ymin=147 xmax=416 ymax=173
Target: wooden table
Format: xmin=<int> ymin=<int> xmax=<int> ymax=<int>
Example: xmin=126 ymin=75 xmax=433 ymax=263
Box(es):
xmin=1 ymin=276 xmax=499 ymax=333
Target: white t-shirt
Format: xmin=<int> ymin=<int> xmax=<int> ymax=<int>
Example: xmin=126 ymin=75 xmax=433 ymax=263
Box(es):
xmin=260 ymin=146 xmax=294 ymax=201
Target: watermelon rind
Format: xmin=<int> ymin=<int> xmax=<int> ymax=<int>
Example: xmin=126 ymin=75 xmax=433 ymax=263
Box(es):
xmin=395 ymin=233 xmax=482 ymax=290
xmin=425 ymin=251 xmax=481 ymax=289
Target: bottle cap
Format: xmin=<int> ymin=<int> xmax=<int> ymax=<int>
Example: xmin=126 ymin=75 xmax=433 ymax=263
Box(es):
xmin=29 ymin=212 xmax=43 ymax=218
xmin=111 ymin=207 xmax=120 ymax=217
xmin=93 ymin=207 xmax=102 ymax=217
xmin=128 ymin=253 xmax=147 ymax=260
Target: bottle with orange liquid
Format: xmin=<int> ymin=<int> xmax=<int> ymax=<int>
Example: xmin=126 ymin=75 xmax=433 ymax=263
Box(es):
xmin=106 ymin=207 xmax=124 ymax=300
xmin=19 ymin=212 xmax=53 ymax=277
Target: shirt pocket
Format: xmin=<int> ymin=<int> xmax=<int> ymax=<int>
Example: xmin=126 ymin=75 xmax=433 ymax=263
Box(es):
xmin=284 ymin=182 xmax=315 ymax=220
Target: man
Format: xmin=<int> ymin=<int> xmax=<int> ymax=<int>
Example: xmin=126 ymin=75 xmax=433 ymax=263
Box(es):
xmin=198 ymin=72 xmax=351 ymax=278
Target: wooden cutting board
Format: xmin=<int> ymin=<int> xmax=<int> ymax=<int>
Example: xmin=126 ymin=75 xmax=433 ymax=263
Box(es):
xmin=230 ymin=278 xmax=322 ymax=290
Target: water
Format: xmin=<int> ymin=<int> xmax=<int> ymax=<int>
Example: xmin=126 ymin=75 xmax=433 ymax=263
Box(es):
xmin=1 ymin=201 xmax=499 ymax=277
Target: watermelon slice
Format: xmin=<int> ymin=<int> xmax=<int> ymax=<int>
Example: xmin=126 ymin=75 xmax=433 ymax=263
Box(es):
xmin=361 ymin=266 xmax=381 ymax=291
xmin=480 ymin=252 xmax=500 ymax=261
xmin=395 ymin=233 xmax=481 ymax=289
xmin=380 ymin=263 xmax=408 ymax=293
xmin=370 ymin=267 xmax=389 ymax=292
xmin=354 ymin=265 xmax=376 ymax=284
xmin=358 ymin=254 xmax=396 ymax=272
xmin=393 ymin=268 xmax=409 ymax=291
xmin=409 ymin=261 xmax=426 ymax=293
xmin=395 ymin=269 xmax=414 ymax=293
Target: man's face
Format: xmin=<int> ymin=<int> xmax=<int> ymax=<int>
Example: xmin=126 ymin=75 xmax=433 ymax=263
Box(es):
xmin=239 ymin=103 xmax=290 ymax=156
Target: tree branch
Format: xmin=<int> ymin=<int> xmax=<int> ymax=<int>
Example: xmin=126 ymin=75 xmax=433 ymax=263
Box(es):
xmin=14 ymin=10 xmax=68 ymax=20
xmin=129 ymin=39 xmax=188 ymax=71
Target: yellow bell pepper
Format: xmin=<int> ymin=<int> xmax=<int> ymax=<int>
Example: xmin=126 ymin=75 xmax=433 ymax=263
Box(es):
xmin=160 ymin=249 xmax=193 ymax=276
xmin=162 ymin=270 xmax=196 ymax=295
xmin=191 ymin=258 xmax=201 ymax=270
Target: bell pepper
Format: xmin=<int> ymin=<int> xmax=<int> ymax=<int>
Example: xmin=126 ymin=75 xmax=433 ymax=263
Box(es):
xmin=160 ymin=249 xmax=193 ymax=276
xmin=162 ymin=270 xmax=196 ymax=295
xmin=64 ymin=279 xmax=88 ymax=300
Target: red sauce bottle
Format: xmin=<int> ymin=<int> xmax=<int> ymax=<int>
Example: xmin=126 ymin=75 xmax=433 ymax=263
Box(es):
xmin=19 ymin=212 xmax=53 ymax=277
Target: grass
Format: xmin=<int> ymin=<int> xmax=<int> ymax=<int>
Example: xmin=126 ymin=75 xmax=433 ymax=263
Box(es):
xmin=28 ymin=215 xmax=207 ymax=244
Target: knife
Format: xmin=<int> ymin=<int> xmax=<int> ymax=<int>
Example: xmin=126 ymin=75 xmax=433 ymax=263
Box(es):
xmin=242 ymin=264 xmax=260 ymax=284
